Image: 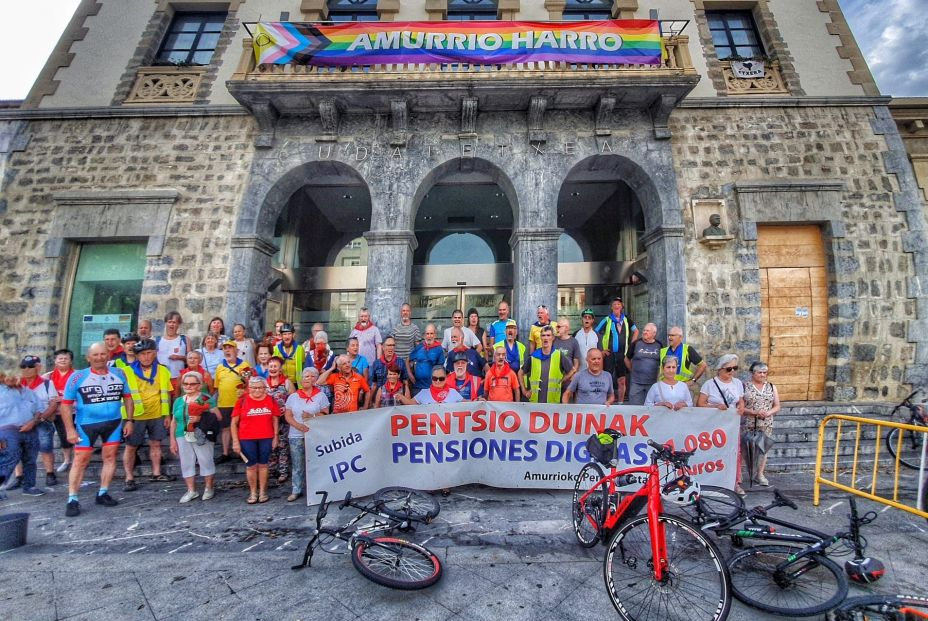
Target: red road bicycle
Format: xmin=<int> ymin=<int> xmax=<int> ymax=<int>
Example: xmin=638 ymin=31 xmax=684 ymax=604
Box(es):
xmin=572 ymin=430 xmax=732 ymax=621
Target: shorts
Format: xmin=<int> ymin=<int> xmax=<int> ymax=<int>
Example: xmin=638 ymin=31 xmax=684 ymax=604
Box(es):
xmin=53 ymin=416 xmax=73 ymax=449
xmin=239 ymin=438 xmax=273 ymax=466
xmin=603 ymin=352 xmax=628 ymax=379
xmin=126 ymin=418 xmax=168 ymax=447
xmin=218 ymin=407 xmax=233 ymax=429
xmin=75 ymin=419 xmax=123 ymax=450
xmin=37 ymin=421 xmax=56 ymax=453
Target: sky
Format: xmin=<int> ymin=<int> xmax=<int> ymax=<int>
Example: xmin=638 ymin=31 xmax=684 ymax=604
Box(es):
xmin=0 ymin=0 xmax=925 ymax=100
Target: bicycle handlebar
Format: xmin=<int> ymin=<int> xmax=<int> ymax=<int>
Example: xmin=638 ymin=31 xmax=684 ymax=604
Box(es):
xmin=315 ymin=491 xmax=330 ymax=528
xmin=647 ymin=439 xmax=695 ymax=466
xmin=339 ymin=491 xmax=353 ymax=510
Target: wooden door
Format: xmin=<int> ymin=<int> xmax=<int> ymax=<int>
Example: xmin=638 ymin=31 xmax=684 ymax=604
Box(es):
xmin=758 ymin=225 xmax=827 ymax=401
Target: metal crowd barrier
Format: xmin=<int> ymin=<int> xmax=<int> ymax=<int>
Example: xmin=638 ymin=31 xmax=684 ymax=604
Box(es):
xmin=813 ymin=414 xmax=927 ymax=519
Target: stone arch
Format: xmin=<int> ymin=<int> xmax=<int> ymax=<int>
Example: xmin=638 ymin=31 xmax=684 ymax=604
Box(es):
xmin=560 ymin=153 xmax=677 ymax=234
xmin=236 ymin=159 xmax=371 ymax=239
xmin=409 ymin=156 xmax=520 ymax=230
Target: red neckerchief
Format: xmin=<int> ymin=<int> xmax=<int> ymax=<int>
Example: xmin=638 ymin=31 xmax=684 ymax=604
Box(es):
xmin=379 ymin=354 xmax=396 ymax=365
xmin=108 ymin=346 xmax=124 ymax=360
xmin=21 ymin=376 xmax=44 ymax=390
xmin=452 ymin=346 xmax=468 ymax=354
xmin=353 ymin=321 xmax=375 ymax=331
xmin=488 ymin=364 xmax=510 ymax=382
xmin=181 ymin=365 xmax=207 ymax=378
xmin=49 ymin=368 xmax=74 ymax=392
xmin=313 ymin=348 xmax=328 ymax=372
xmin=422 ymin=341 xmax=441 ymax=350
xmin=297 ymin=387 xmax=321 ymax=400
xmin=382 ymin=381 xmax=402 ymax=396
xmin=267 ymin=374 xmax=286 ymax=389
xmin=429 ymin=385 xmax=450 ymax=402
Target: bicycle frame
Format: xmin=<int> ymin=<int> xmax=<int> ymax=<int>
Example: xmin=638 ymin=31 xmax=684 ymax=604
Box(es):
xmin=577 ymin=456 xmax=673 ymax=580
xmin=293 ymin=491 xmax=410 ymax=570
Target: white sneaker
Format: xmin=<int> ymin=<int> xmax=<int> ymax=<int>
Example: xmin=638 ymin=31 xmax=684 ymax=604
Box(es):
xmin=201 ymin=488 xmax=214 ymax=501
xmin=56 ymin=461 xmax=71 ymax=473
xmin=179 ymin=490 xmax=199 ymax=503
xmin=755 ymin=475 xmax=770 ymax=486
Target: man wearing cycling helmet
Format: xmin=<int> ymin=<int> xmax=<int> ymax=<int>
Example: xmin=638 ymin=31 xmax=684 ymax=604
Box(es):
xmin=122 ymin=339 xmax=174 ymax=491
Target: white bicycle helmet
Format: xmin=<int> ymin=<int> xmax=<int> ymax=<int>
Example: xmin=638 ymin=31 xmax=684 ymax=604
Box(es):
xmin=661 ymin=475 xmax=701 ymax=506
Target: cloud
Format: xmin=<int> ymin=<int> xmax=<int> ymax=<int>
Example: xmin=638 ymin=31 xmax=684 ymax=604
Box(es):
xmin=839 ymin=0 xmax=928 ymax=96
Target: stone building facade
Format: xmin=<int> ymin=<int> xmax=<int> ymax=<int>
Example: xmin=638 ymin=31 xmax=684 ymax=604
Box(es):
xmin=0 ymin=0 xmax=925 ymax=402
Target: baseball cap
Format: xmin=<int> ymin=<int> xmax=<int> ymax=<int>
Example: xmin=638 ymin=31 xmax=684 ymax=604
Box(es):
xmin=451 ymin=352 xmax=470 ymax=364
xmin=19 ymin=355 xmax=41 ymax=368
xmin=505 ymin=319 xmax=518 ymax=328
xmin=581 ymin=308 xmax=594 ymax=317
xmin=222 ymin=339 xmax=237 ymax=348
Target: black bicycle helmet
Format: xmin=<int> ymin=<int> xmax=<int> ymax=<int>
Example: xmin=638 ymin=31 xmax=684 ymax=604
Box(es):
xmin=133 ymin=338 xmax=158 ymax=353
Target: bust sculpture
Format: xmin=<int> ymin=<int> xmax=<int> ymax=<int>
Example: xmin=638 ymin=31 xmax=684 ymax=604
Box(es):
xmin=702 ymin=213 xmax=727 ymax=237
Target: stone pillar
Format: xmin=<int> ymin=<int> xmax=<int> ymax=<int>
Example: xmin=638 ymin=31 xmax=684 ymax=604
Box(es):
xmin=226 ymin=235 xmax=278 ymax=341
xmin=641 ymin=225 xmax=686 ymax=335
xmin=363 ymin=230 xmax=417 ymax=335
xmin=511 ymin=228 xmax=561 ymax=343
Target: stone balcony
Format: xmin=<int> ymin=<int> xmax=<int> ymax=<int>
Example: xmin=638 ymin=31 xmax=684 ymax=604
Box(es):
xmin=226 ymin=33 xmax=700 ymax=146
xmin=125 ymin=66 xmax=206 ymax=104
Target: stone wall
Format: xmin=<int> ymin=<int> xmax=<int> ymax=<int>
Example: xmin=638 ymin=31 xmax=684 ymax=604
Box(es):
xmin=0 ymin=113 xmax=256 ymax=356
xmin=669 ymin=104 xmax=917 ymax=401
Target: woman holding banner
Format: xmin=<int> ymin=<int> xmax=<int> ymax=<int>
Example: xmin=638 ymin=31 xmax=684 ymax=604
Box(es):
xmin=697 ymin=353 xmax=746 ymax=495
xmin=644 ymin=356 xmax=692 ymax=410
xmin=396 ymin=365 xmax=464 ymax=405
xmin=284 ymin=367 xmax=329 ymax=503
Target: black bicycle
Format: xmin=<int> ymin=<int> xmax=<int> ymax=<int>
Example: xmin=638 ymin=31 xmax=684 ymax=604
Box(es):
xmin=827 ymin=593 xmax=928 ymax=620
xmin=692 ymin=491 xmax=880 ymax=617
xmin=885 ymin=390 xmax=927 ymax=470
xmin=292 ymin=486 xmax=443 ymax=589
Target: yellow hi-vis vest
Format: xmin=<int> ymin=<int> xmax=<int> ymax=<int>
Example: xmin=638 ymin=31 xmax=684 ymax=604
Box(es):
xmin=660 ymin=345 xmax=695 ymax=382
xmin=527 ymin=350 xmax=564 ymax=404
xmin=122 ymin=364 xmax=171 ymax=419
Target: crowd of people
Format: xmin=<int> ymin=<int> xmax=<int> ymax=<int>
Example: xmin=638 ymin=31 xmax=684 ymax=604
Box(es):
xmin=0 ymin=296 xmax=781 ymax=514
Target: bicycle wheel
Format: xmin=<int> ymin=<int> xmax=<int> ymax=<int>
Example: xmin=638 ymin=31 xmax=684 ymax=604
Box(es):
xmin=827 ymin=594 xmax=928 ymax=620
xmin=727 ymin=544 xmax=847 ymax=616
xmin=886 ymin=426 xmax=925 ymax=470
xmin=603 ymin=513 xmax=731 ymax=621
xmin=351 ymin=537 xmax=442 ymax=590
xmin=374 ymin=487 xmax=440 ymax=522
xmin=675 ymin=485 xmax=745 ymax=526
xmin=572 ymin=462 xmax=607 ymax=548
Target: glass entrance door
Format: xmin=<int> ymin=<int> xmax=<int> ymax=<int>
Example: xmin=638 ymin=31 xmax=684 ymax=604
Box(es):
xmin=410 ymin=288 xmax=509 ymax=338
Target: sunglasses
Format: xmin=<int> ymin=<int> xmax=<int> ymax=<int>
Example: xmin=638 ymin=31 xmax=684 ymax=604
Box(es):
xmin=182 ymin=381 xmax=201 ymax=386
xmin=431 ymin=376 xmax=446 ymax=382
xmin=722 ymin=366 xmax=739 ymax=372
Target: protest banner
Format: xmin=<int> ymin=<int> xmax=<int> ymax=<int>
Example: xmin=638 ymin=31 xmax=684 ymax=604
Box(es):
xmin=305 ymin=402 xmax=738 ymax=503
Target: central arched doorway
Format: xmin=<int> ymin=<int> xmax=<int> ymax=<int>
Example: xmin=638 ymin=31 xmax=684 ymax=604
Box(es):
xmin=272 ymin=162 xmax=372 ymax=350
xmin=556 ymin=163 xmax=648 ymax=330
xmin=409 ymin=158 xmax=516 ymax=335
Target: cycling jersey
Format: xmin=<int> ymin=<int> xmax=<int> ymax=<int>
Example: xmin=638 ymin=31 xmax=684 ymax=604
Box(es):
xmin=62 ymin=367 xmax=131 ymax=425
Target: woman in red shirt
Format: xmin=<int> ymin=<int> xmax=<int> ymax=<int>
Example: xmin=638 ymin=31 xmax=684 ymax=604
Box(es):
xmin=231 ymin=376 xmax=280 ymax=504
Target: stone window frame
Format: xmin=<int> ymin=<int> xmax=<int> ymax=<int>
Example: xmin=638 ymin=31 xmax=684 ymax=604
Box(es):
xmin=545 ymin=0 xmax=637 ymax=20
xmin=733 ymin=179 xmax=848 ymax=400
xmin=114 ymin=1 xmax=245 ymax=106
xmin=690 ymin=0 xmax=804 ymax=97
xmin=47 ymin=189 xmax=180 ymax=351
xmin=425 ymin=0 xmax=520 ymax=20
xmin=302 ymin=0 xmax=400 ymax=21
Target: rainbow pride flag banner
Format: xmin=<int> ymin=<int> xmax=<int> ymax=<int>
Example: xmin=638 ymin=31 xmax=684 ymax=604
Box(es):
xmin=252 ymin=20 xmax=663 ymax=67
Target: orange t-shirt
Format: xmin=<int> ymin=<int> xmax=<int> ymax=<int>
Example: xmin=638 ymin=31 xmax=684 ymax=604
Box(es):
xmin=325 ymin=371 xmax=371 ymax=413
xmin=484 ymin=365 xmax=519 ymax=401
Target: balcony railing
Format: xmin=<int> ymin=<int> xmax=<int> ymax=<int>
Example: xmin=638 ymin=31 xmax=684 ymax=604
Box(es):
xmin=125 ymin=66 xmax=206 ymax=104
xmin=230 ymin=35 xmax=695 ymax=81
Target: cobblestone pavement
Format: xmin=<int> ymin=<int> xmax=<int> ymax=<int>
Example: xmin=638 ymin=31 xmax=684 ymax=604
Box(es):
xmin=0 ymin=469 xmax=925 ymax=620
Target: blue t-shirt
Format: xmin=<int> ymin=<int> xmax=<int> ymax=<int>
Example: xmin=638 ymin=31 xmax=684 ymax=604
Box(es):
xmin=63 ymin=367 xmax=130 ymax=425
xmin=486 ymin=319 xmax=509 ymax=346
xmin=409 ymin=344 xmax=446 ymax=390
